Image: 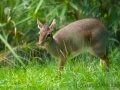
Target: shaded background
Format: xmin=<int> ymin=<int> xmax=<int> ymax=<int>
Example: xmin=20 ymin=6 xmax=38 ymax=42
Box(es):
xmin=0 ymin=0 xmax=120 ymax=66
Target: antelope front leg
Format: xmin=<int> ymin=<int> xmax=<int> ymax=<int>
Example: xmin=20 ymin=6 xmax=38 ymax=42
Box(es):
xmin=100 ymin=55 xmax=109 ymax=72
xmin=58 ymin=57 xmax=66 ymax=75
xmin=103 ymin=55 xmax=109 ymax=72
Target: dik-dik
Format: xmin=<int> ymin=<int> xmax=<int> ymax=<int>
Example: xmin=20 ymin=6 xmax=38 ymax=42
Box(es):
xmin=37 ymin=18 xmax=109 ymax=74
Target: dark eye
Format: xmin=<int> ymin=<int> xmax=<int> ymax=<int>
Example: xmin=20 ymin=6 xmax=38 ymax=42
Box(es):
xmin=46 ymin=33 xmax=51 ymax=39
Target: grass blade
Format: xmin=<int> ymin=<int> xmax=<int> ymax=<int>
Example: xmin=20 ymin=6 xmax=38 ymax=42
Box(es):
xmin=46 ymin=4 xmax=63 ymax=17
xmin=34 ymin=0 xmax=43 ymax=14
xmin=60 ymin=3 xmax=67 ymax=21
xmin=0 ymin=35 xmax=25 ymax=68
xmin=15 ymin=17 xmax=31 ymax=26
xmin=69 ymin=2 xmax=78 ymax=11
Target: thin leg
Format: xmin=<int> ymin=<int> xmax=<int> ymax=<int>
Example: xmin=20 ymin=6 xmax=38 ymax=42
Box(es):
xmin=58 ymin=57 xmax=66 ymax=75
xmin=100 ymin=59 xmax=103 ymax=67
xmin=101 ymin=55 xmax=109 ymax=71
xmin=91 ymin=47 xmax=109 ymax=71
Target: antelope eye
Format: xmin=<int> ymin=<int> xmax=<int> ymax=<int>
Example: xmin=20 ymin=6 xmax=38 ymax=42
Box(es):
xmin=46 ymin=33 xmax=51 ymax=39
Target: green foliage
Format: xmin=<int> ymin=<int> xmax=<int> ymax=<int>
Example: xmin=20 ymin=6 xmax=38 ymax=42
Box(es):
xmin=0 ymin=0 xmax=120 ymax=83
xmin=0 ymin=35 xmax=25 ymax=67
xmin=0 ymin=55 xmax=120 ymax=89
xmin=0 ymin=1 xmax=120 ymax=90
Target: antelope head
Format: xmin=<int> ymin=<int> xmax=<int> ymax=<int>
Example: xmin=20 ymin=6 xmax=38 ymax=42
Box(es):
xmin=37 ymin=19 xmax=56 ymax=46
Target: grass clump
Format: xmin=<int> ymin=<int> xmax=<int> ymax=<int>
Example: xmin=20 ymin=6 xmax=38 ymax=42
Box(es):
xmin=0 ymin=55 xmax=120 ymax=90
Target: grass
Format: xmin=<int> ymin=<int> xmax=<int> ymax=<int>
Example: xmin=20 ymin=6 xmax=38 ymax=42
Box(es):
xmin=0 ymin=48 xmax=120 ymax=90
xmin=0 ymin=44 xmax=119 ymax=90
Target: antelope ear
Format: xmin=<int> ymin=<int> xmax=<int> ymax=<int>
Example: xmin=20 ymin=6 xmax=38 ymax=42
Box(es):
xmin=49 ymin=19 xmax=56 ymax=31
xmin=37 ymin=19 xmax=43 ymax=29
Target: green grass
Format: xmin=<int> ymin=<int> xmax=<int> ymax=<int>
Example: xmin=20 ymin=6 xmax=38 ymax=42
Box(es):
xmin=0 ymin=48 xmax=120 ymax=90
xmin=0 ymin=53 xmax=120 ymax=90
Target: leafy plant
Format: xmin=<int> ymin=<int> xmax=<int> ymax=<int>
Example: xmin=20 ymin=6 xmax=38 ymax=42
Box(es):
xmin=0 ymin=0 xmax=120 ymax=66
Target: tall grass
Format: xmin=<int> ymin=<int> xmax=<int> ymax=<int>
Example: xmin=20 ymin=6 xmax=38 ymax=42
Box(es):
xmin=0 ymin=35 xmax=25 ymax=67
xmin=0 ymin=48 xmax=120 ymax=90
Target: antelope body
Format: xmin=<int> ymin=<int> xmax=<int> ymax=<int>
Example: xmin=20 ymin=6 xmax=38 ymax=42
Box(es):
xmin=37 ymin=18 xmax=109 ymax=74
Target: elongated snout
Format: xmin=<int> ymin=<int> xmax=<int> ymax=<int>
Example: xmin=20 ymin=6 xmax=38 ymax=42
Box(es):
xmin=37 ymin=41 xmax=41 ymax=45
xmin=36 ymin=41 xmax=44 ymax=46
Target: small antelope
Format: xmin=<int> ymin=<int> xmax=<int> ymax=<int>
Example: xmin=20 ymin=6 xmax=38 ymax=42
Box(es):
xmin=37 ymin=18 xmax=109 ymax=74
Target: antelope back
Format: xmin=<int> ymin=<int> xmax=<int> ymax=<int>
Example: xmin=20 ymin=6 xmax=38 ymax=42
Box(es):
xmin=53 ymin=19 xmax=109 ymax=56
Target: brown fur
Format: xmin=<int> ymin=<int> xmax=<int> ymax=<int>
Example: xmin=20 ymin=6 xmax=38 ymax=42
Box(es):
xmin=37 ymin=18 xmax=109 ymax=75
